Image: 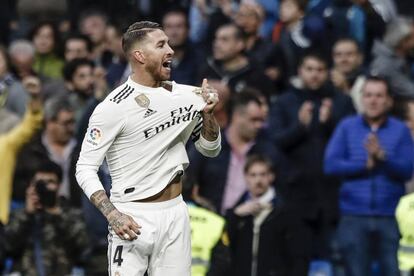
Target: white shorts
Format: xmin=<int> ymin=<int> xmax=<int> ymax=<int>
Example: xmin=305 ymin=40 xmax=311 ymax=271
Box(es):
xmin=108 ymin=195 xmax=191 ymax=276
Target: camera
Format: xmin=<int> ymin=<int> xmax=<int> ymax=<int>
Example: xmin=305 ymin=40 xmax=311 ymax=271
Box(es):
xmin=34 ymin=180 xmax=58 ymax=208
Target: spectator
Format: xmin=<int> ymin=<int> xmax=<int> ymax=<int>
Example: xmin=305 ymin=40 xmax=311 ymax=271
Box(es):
xmin=324 ymin=76 xmax=414 ymax=276
xmin=324 ymin=0 xmax=395 ymax=59
xmin=8 ymin=40 xmax=36 ymax=80
xmin=104 ymin=24 xmax=129 ymax=89
xmin=331 ymin=37 xmax=366 ymax=113
xmin=370 ymin=17 xmax=414 ymax=99
xmin=188 ymin=199 xmax=230 ymax=276
xmin=234 ymin=1 xmax=273 ymax=67
xmin=227 ymin=154 xmax=310 ymax=275
xmin=162 ymin=9 xmax=203 ymax=86
xmin=186 ymin=91 xmax=287 ymax=214
xmin=30 ymin=22 xmax=64 ymax=79
xmin=198 ymin=23 xmax=274 ymax=97
xmin=272 ymin=0 xmax=326 ymax=82
xmin=12 ymin=96 xmax=82 ymax=208
xmin=0 ymin=46 xmax=21 ymax=129
xmin=4 ymin=160 xmax=89 ymax=276
xmin=63 ymin=58 xmax=96 ymax=124
xmin=64 ymin=33 xmax=92 ymax=62
xmin=79 ymin=9 xmax=111 ymax=68
xmin=0 ymin=76 xmax=43 ymax=224
xmin=396 ymin=193 xmax=414 ymax=275
xmin=268 ymin=52 xmax=355 ymax=258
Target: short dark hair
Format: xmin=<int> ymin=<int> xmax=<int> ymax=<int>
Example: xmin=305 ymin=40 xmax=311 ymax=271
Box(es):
xmin=64 ymin=33 xmax=93 ymax=52
xmin=333 ymin=37 xmax=361 ymax=53
xmin=79 ymin=8 xmax=108 ymax=26
xmin=364 ymin=74 xmax=392 ymax=96
xmin=162 ymin=8 xmax=190 ymax=29
xmin=34 ymin=160 xmax=63 ymax=183
xmin=219 ymin=23 xmax=246 ymax=42
xmin=299 ymin=51 xmax=328 ymax=68
xmin=63 ymin=58 xmax=94 ymax=82
xmin=244 ymin=154 xmax=274 ymax=174
xmin=229 ymin=91 xmax=262 ymax=116
xmin=122 ymin=21 xmax=162 ymax=54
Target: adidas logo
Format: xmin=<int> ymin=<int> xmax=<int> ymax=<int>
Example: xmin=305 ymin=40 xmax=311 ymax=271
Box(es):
xmin=144 ymin=108 xmax=157 ymax=118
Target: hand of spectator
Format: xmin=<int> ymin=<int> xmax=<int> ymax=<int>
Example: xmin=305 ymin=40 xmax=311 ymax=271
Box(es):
xmin=107 ymin=210 xmax=141 ymax=241
xmin=219 ymin=0 xmax=236 ymax=17
xmin=45 ymin=206 xmax=62 ymax=215
xmin=331 ymin=69 xmax=349 ymax=92
xmin=365 ymin=133 xmax=386 ymax=161
xmin=366 ymin=156 xmax=375 ymax=170
xmin=195 ymin=0 xmax=208 ymax=16
xmin=25 ymin=184 xmax=42 ymax=214
xmin=22 ymin=76 xmax=42 ymax=112
xmin=319 ymin=98 xmax=333 ymax=124
xmin=298 ymin=101 xmax=314 ymax=127
xmin=234 ymin=201 xmax=264 ymax=217
xmin=201 ymin=78 xmax=219 ymax=114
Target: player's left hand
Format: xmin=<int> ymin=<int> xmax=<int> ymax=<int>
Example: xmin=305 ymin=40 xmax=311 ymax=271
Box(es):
xmin=201 ymin=78 xmax=219 ymax=114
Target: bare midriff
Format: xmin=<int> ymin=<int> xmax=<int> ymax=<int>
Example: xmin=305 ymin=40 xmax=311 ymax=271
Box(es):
xmin=133 ymin=173 xmax=182 ymax=203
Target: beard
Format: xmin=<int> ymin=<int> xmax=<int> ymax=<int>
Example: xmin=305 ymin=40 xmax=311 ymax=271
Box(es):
xmin=146 ymin=59 xmax=169 ymax=82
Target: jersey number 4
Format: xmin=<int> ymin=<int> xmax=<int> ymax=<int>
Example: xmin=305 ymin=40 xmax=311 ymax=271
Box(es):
xmin=113 ymin=245 xmax=124 ymax=266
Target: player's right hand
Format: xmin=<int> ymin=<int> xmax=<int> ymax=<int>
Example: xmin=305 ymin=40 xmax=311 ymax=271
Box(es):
xmin=108 ymin=210 xmax=142 ymax=241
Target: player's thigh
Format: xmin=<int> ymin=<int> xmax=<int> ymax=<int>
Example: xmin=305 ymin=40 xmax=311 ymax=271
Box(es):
xmin=149 ymin=202 xmax=191 ymax=276
xmin=108 ymin=232 xmax=148 ymax=276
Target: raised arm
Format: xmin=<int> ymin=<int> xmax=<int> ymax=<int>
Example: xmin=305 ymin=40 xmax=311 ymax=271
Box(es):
xmin=193 ymin=78 xmax=222 ymax=157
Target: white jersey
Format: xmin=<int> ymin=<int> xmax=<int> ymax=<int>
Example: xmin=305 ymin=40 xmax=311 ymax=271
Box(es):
xmin=76 ymin=77 xmax=221 ymax=202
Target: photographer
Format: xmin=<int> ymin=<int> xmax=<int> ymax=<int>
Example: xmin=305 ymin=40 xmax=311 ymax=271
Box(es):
xmin=4 ymin=160 xmax=89 ymax=276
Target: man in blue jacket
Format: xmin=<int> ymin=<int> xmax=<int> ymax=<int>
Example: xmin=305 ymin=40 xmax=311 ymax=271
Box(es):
xmin=324 ymin=75 xmax=414 ymax=276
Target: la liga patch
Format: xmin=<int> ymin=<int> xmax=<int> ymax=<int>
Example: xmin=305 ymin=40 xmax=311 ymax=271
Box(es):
xmin=86 ymin=127 xmax=102 ymax=146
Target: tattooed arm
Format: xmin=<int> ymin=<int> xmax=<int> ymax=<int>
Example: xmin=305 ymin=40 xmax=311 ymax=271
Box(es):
xmin=194 ymin=78 xmax=221 ymax=157
xmin=90 ymin=190 xmax=141 ymax=240
xmin=201 ymin=112 xmax=220 ymax=141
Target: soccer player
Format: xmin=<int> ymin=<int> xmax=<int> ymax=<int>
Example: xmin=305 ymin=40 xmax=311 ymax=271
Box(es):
xmin=76 ymin=21 xmax=221 ymax=276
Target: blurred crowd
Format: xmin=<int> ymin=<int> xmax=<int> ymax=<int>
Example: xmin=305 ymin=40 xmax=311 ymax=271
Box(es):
xmin=1 ymin=0 xmax=414 ymax=275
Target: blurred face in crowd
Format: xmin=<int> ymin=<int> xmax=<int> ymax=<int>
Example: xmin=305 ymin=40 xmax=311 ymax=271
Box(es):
xmin=72 ymin=65 xmax=94 ymax=94
xmin=105 ymin=26 xmax=124 ymax=58
xmin=162 ymin=12 xmax=188 ymax=48
xmin=333 ymin=40 xmax=362 ymax=75
xmin=299 ymin=57 xmax=328 ymax=90
xmin=213 ymin=25 xmax=245 ymax=61
xmin=48 ymin=110 xmax=76 ymax=145
xmin=280 ymin=0 xmax=303 ymax=24
xmin=0 ymin=50 xmax=8 ymax=77
xmin=33 ymin=25 xmax=55 ymax=54
xmin=245 ymin=162 xmax=274 ymax=198
xmin=10 ymin=50 xmax=34 ymax=78
xmin=234 ymin=101 xmax=265 ymax=141
xmin=362 ymin=80 xmax=392 ymax=121
xmin=81 ymin=15 xmax=107 ymax=45
xmin=235 ymin=3 xmax=263 ymax=35
xmin=135 ymin=29 xmax=174 ymax=81
xmin=65 ymin=39 xmax=89 ymax=61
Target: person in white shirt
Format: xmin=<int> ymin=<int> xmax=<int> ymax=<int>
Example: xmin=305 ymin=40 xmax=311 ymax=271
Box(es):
xmin=76 ymin=21 xmax=221 ymax=276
